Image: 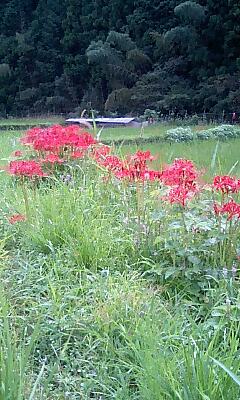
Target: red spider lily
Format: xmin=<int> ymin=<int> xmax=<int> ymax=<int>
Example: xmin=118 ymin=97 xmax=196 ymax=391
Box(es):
xmin=71 ymin=150 xmax=85 ymax=159
xmin=21 ymin=127 xmax=43 ymax=146
xmin=41 ymin=154 xmax=64 ymax=164
xmin=12 ymin=150 xmax=23 ymax=158
xmin=164 ymin=185 xmax=199 ymax=207
xmin=128 ymin=150 xmax=154 ymax=165
xmin=21 ymin=125 xmax=97 ymax=153
xmin=161 ymin=159 xmax=200 ymax=188
xmin=93 ymin=148 xmax=161 ymax=182
xmin=8 ymin=160 xmax=47 ymax=178
xmin=214 ymin=199 xmax=240 ymax=220
xmin=160 ymin=159 xmax=201 ymax=206
xmin=213 ymin=175 xmax=240 ymax=194
xmin=92 ymin=145 xmax=111 ymax=161
xmin=99 ymin=155 xmax=124 ymax=173
xmin=121 ymin=150 xmax=160 ymax=181
xmin=143 ymin=170 xmax=163 ymax=181
xmin=8 ymin=214 xmax=26 ymax=224
xmin=95 ymin=152 xmax=126 ymax=179
xmin=126 ymin=150 xmax=154 ymax=177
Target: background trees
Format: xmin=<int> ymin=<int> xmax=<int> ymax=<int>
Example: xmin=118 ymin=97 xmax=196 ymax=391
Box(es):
xmin=0 ymin=0 xmax=240 ymax=116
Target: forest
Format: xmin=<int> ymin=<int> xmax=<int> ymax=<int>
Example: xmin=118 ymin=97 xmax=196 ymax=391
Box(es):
xmin=0 ymin=0 xmax=240 ymax=117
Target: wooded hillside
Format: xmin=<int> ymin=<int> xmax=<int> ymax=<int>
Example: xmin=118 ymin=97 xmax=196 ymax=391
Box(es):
xmin=0 ymin=0 xmax=240 ymax=116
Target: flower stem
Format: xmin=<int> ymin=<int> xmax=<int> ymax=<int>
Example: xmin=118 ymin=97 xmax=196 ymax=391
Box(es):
xmin=21 ymin=180 xmax=31 ymax=222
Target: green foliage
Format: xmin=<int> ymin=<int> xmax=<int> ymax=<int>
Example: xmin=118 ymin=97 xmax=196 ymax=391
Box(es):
xmin=0 ymin=63 xmax=10 ymax=78
xmin=105 ymin=88 xmax=133 ymax=113
xmin=0 ymin=1 xmax=240 ymax=115
xmin=142 ymin=109 xmax=159 ymax=120
xmin=131 ymin=315 xmax=240 ymax=399
xmin=164 ymin=26 xmax=197 ymax=53
xmin=164 ymin=127 xmax=194 ymax=142
xmin=174 ymin=1 xmax=206 ymax=25
xmin=86 ymin=31 xmax=150 ymax=110
xmin=20 ymin=179 xmax=134 ymax=270
xmin=163 ymin=125 xmax=240 ymax=143
xmin=197 ymin=125 xmax=240 ymax=141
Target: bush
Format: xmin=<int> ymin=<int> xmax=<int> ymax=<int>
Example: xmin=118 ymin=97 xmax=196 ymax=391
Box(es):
xmin=197 ymin=125 xmax=240 ymax=141
xmin=163 ymin=124 xmax=240 ymax=143
xmin=164 ymin=126 xmax=194 ymax=142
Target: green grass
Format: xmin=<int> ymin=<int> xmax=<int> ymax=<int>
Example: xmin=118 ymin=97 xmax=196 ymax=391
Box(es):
xmin=100 ymin=123 xmax=212 ymax=142
xmin=0 ymin=116 xmax=64 ymax=126
xmin=0 ymin=130 xmax=23 ymax=154
xmin=101 ymin=124 xmax=170 ymax=141
xmin=0 ymin=124 xmax=240 ymax=398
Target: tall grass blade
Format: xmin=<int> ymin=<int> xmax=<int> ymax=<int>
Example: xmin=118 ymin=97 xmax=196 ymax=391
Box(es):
xmin=97 ymin=126 xmax=104 ymax=141
xmin=228 ymin=160 xmax=239 ymax=175
xmin=91 ymin=110 xmax=97 ymax=137
xmin=211 ymin=357 xmax=240 ymax=386
xmin=210 ymin=141 xmax=219 ymax=170
xmin=28 ymin=360 xmax=46 ymax=400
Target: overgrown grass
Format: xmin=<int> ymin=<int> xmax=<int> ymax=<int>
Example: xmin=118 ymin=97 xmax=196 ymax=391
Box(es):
xmin=0 ymin=125 xmax=240 ymax=398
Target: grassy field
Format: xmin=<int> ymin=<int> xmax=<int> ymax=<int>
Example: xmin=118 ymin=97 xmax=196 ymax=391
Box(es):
xmin=0 ymin=115 xmax=64 ymax=126
xmin=101 ymin=123 xmax=213 ymax=141
xmin=0 ymin=123 xmax=240 ymax=398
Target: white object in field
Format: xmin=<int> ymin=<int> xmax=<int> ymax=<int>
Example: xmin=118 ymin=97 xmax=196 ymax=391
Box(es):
xmin=66 ymin=117 xmax=138 ymax=128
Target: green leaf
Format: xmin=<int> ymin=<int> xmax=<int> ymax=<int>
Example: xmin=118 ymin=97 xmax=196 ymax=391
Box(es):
xmin=188 ymin=255 xmax=201 ymax=266
xmin=165 ymin=267 xmax=178 ymax=279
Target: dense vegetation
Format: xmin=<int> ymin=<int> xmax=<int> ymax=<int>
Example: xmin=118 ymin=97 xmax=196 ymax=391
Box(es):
xmin=1 ymin=0 xmax=240 ymax=117
xmin=0 ymin=122 xmax=240 ymax=398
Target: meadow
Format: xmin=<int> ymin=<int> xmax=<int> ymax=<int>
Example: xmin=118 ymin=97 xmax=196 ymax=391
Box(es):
xmin=0 ymin=120 xmax=240 ymax=399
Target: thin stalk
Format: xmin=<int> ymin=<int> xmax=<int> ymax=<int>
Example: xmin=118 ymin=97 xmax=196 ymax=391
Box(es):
xmin=21 ymin=180 xmax=31 ymax=222
xmin=136 ymin=180 xmax=145 ymax=245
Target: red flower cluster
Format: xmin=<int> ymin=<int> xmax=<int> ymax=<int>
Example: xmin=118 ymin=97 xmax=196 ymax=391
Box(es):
xmin=8 ymin=160 xmax=46 ymax=178
xmin=213 ymin=175 xmax=240 ymax=194
xmin=71 ymin=151 xmax=85 ymax=159
xmin=98 ymin=155 xmax=124 ymax=174
xmin=96 ymin=149 xmax=161 ymax=182
xmin=161 ymin=159 xmax=200 ymax=206
xmin=92 ymin=145 xmax=111 ymax=161
xmin=166 ymin=186 xmax=198 ymax=207
xmin=21 ymin=125 xmax=97 ymax=155
xmin=41 ymin=154 xmax=64 ymax=164
xmin=9 ymin=214 xmax=26 ymax=224
xmin=161 ymin=159 xmax=199 ymax=188
xmin=123 ymin=151 xmax=157 ymax=181
xmin=214 ymin=200 xmax=240 ymax=220
xmin=213 ymin=175 xmax=240 ymax=220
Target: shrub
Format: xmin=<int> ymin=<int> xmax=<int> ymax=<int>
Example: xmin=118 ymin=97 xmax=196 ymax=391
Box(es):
xmin=197 ymin=125 xmax=240 ymax=141
xmin=164 ymin=124 xmax=240 ymax=143
xmin=164 ymin=126 xmax=194 ymax=142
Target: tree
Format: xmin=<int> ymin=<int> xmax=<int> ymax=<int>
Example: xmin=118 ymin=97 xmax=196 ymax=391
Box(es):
xmin=174 ymin=1 xmax=206 ymax=26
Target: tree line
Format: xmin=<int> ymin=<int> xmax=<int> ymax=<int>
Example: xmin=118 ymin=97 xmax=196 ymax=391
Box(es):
xmin=0 ymin=0 xmax=240 ymax=117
